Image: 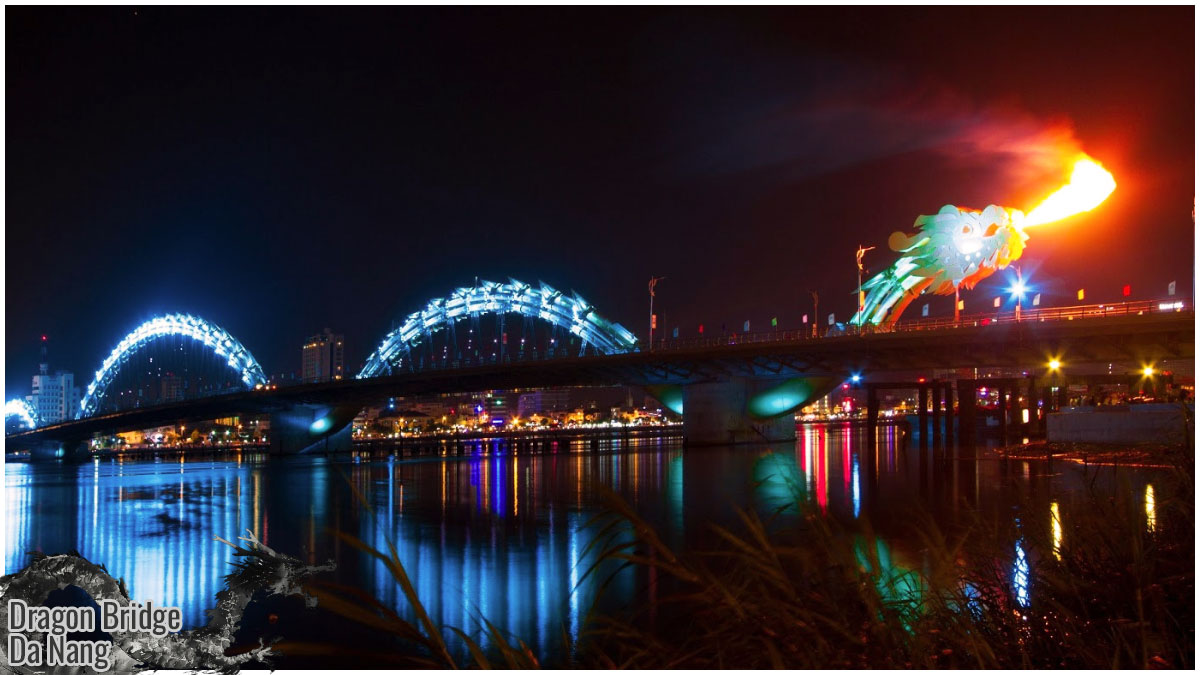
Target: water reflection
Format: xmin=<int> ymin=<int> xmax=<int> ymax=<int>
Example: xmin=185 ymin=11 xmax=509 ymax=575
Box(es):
xmin=4 ymin=425 xmax=1167 ymax=661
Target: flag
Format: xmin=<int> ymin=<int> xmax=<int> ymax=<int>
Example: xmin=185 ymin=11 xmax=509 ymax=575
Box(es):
xmin=651 ymin=314 xmax=657 ymax=329
xmin=1077 ymin=289 xmax=1085 ymax=301
xmin=827 ymin=313 xmax=835 ymax=326
xmin=771 ymin=317 xmax=778 ymax=327
xmin=743 ymin=320 xmax=750 ymax=332
xmin=1169 ymin=281 xmax=1177 ymax=296
xmin=1122 ymin=284 xmax=1131 ymax=297
xmin=1032 ymin=293 xmax=1041 ymax=306
xmin=698 ymin=324 xmax=704 ymax=334
xmin=957 ymin=299 xmax=964 ymax=311
xmin=921 ymin=304 xmax=929 ymax=317
xmin=993 ymin=297 xmax=1001 ymax=308
xmin=672 ymin=327 xmax=678 ymax=338
xmin=802 ymin=314 xmax=808 ymax=324
xmin=502 ymin=333 xmax=507 ymax=345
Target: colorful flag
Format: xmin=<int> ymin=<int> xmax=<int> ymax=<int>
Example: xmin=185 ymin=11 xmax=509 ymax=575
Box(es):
xmin=651 ymin=314 xmax=657 ymax=329
xmin=698 ymin=324 xmax=704 ymax=334
xmin=993 ymin=297 xmax=1001 ymax=308
xmin=827 ymin=313 xmax=835 ymax=326
xmin=743 ymin=320 xmax=750 ymax=332
xmin=957 ymin=299 xmax=965 ymax=311
xmin=1122 ymin=284 xmax=1131 ymax=297
xmin=921 ymin=304 xmax=929 ymax=317
xmin=1032 ymin=293 xmax=1041 ymax=306
xmin=1169 ymin=281 xmax=1177 ymax=296
xmin=672 ymin=327 xmax=678 ymax=338
xmin=771 ymin=317 xmax=778 ymax=327
xmin=802 ymin=314 xmax=808 ymax=324
xmin=1077 ymin=289 xmax=1085 ymax=301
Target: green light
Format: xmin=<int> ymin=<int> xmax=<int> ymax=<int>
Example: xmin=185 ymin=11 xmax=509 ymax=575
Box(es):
xmin=747 ymin=378 xmax=830 ymax=419
xmin=310 ymin=417 xmax=331 ymax=434
xmin=645 ymin=385 xmax=683 ymax=415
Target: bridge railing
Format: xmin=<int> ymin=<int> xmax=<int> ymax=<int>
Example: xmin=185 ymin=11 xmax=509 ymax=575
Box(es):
xmin=650 ymin=299 xmax=1190 ymax=351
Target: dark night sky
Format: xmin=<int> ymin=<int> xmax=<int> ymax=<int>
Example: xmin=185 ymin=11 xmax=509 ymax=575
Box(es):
xmin=5 ymin=6 xmax=1194 ymax=396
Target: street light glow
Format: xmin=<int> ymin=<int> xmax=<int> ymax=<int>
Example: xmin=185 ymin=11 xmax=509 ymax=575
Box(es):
xmin=1142 ymin=366 xmax=1155 ymax=377
xmin=1048 ymin=359 xmax=1061 ymax=371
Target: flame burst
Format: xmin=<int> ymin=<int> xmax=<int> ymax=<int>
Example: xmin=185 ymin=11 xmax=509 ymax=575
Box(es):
xmin=1021 ymin=157 xmax=1116 ymax=227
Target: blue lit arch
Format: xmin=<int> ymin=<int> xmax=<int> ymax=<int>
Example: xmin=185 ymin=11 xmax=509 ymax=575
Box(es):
xmin=79 ymin=314 xmax=267 ymax=418
xmin=359 ymin=278 xmax=639 ymax=378
xmin=5 ymin=399 xmax=38 ymax=429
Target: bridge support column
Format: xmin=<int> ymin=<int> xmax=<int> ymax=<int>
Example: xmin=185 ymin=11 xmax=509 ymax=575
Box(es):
xmin=957 ymin=379 xmax=976 ymax=449
xmin=24 ymin=440 xmax=89 ymax=463
xmin=943 ymin=382 xmax=955 ymax=443
xmin=269 ymin=404 xmax=358 ymax=455
xmin=918 ymin=385 xmax=929 ymax=450
xmin=681 ymin=378 xmax=797 ymax=446
xmin=931 ymin=383 xmax=942 ymax=446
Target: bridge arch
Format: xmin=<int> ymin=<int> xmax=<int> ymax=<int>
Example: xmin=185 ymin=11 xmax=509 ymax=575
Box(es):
xmin=5 ymin=399 xmax=38 ymax=429
xmin=359 ymin=278 xmax=639 ymax=378
xmin=79 ymin=314 xmax=267 ymax=418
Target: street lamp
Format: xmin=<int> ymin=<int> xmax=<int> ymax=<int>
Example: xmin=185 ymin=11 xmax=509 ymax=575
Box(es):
xmin=648 ymin=276 xmax=665 ymax=350
xmin=1009 ymin=266 xmax=1028 ymax=321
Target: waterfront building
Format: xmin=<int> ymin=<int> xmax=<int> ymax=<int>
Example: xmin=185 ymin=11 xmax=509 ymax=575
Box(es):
xmin=302 ymin=328 xmax=345 ymax=383
xmin=26 ymin=339 xmax=80 ymax=424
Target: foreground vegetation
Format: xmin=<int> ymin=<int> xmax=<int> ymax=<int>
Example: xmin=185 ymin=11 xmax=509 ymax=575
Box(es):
xmin=271 ymin=456 xmax=1193 ymax=669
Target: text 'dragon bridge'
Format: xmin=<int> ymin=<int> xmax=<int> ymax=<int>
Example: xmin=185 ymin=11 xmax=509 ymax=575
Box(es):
xmin=358 ymin=278 xmax=639 ymax=377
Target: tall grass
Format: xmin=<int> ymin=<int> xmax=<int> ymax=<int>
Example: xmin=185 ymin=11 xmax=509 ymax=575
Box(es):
xmin=575 ymin=461 xmax=1193 ymax=669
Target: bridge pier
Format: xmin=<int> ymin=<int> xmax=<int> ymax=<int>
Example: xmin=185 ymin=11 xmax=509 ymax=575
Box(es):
xmin=268 ymin=404 xmax=358 ymax=455
xmin=682 ymin=378 xmax=803 ymax=446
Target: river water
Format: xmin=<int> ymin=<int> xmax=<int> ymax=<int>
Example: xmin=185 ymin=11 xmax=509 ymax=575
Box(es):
xmin=3 ymin=424 xmax=1167 ymax=662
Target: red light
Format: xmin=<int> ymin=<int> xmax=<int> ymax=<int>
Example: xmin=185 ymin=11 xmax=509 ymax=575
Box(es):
xmin=1122 ymin=284 xmax=1131 ymax=297
xmin=918 ymin=377 xmax=926 ymax=383
xmin=980 ymin=318 xmax=991 ymax=326
xmin=842 ymin=384 xmax=849 ymax=390
xmin=41 ymin=335 xmax=47 ymax=341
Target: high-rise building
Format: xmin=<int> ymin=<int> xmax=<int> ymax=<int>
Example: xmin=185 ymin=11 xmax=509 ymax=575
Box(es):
xmin=26 ymin=337 xmax=80 ymax=424
xmin=302 ymin=329 xmax=345 ymax=383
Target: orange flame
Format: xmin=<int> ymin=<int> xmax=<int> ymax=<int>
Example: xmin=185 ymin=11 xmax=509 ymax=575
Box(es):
xmin=1021 ymin=156 xmax=1116 ymax=228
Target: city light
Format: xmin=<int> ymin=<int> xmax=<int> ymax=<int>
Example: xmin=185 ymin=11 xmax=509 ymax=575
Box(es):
xmin=1142 ymin=365 xmax=1155 ymax=377
xmin=1048 ymin=359 xmax=1061 ymax=371
xmin=850 ymin=374 xmax=862 ymax=384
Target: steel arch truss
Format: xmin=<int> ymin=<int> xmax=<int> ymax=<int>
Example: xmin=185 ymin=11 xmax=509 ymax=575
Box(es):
xmin=359 ymin=278 xmax=639 ymax=378
xmin=5 ymin=399 xmax=38 ymax=429
xmin=79 ymin=314 xmax=267 ymax=418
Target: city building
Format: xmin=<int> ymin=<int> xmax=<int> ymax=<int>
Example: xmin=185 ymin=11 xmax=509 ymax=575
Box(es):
xmin=517 ymin=389 xmax=571 ymax=417
xmin=302 ymin=328 xmax=345 ymax=383
xmin=26 ymin=338 xmax=80 ymax=424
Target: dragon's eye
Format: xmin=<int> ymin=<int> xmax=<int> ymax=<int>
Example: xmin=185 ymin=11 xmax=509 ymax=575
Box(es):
xmin=962 ymin=226 xmax=971 ymax=234
xmin=984 ymin=223 xmax=1000 ymax=237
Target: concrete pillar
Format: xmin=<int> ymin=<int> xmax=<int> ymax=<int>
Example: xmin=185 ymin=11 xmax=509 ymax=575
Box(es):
xmin=269 ymin=404 xmax=356 ymax=455
xmin=867 ymin=386 xmax=880 ymax=457
xmin=931 ymin=383 xmax=942 ymax=446
xmin=957 ymin=379 xmax=976 ymax=448
xmin=918 ymin=385 xmax=929 ymax=450
xmin=681 ymin=378 xmax=798 ymax=446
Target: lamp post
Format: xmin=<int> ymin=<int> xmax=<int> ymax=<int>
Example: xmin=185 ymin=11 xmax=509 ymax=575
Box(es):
xmin=809 ymin=289 xmax=819 ymax=338
xmin=648 ymin=276 xmax=665 ymax=350
xmin=855 ymin=245 xmax=874 ymax=315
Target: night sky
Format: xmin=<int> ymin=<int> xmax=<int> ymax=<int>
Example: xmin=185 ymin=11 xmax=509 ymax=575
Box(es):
xmin=6 ymin=6 xmax=1194 ymax=396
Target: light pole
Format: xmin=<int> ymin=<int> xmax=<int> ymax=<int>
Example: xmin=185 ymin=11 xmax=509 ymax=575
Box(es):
xmin=809 ymin=289 xmax=819 ymax=338
xmin=648 ymin=276 xmax=665 ymax=350
xmin=855 ymin=245 xmax=874 ymax=316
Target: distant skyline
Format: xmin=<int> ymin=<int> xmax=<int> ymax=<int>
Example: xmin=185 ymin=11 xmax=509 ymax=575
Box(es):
xmin=6 ymin=6 xmax=1194 ymax=396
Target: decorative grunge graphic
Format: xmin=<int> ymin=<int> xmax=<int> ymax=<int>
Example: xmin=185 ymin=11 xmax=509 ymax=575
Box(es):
xmin=0 ymin=531 xmax=333 ymax=673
